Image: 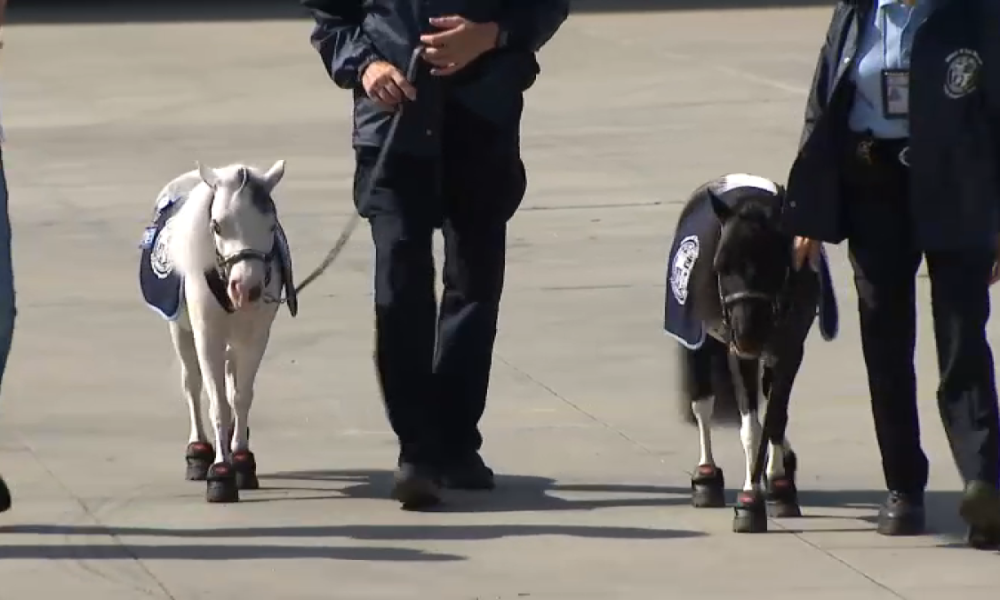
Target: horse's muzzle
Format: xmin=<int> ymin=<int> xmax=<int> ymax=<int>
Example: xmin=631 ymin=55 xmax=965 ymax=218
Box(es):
xmin=228 ymin=280 xmax=264 ymax=310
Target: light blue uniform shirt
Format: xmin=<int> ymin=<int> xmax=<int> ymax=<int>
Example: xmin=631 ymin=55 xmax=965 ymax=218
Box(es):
xmin=848 ymin=0 xmax=935 ymax=139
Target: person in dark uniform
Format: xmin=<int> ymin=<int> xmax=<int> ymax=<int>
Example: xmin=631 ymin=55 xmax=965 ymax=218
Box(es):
xmin=782 ymin=0 xmax=1000 ymax=547
xmin=301 ymin=0 xmax=569 ymax=508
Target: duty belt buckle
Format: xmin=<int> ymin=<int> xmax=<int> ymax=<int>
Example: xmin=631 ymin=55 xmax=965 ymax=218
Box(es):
xmin=898 ymin=146 xmax=910 ymax=168
xmin=856 ymin=139 xmax=875 ymax=165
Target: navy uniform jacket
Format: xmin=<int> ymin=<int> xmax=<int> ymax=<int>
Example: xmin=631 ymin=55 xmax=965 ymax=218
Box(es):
xmin=781 ymin=0 xmax=1000 ymax=251
xmin=302 ymin=0 xmax=569 ymax=156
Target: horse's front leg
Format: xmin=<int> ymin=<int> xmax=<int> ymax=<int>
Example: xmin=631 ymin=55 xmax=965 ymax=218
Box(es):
xmin=192 ymin=312 xmax=238 ymax=504
xmin=169 ymin=320 xmax=214 ymax=481
xmin=228 ymin=320 xmax=273 ymax=492
xmin=761 ymin=348 xmax=805 ymax=518
xmin=730 ymin=353 xmax=768 ymax=533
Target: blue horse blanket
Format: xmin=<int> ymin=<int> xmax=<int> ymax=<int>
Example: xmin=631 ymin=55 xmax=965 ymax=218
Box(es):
xmin=138 ymin=175 xmax=298 ymax=320
xmin=663 ymin=175 xmax=839 ymax=349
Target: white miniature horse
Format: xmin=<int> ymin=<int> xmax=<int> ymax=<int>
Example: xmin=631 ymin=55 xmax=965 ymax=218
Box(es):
xmin=139 ymin=161 xmax=297 ymax=503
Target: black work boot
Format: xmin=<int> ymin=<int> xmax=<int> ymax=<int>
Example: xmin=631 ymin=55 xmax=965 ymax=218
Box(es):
xmin=391 ymin=462 xmax=442 ymax=510
xmin=876 ymin=490 xmax=925 ymax=536
xmin=440 ymin=453 xmax=495 ymax=491
xmin=960 ymin=480 xmax=1000 ymax=550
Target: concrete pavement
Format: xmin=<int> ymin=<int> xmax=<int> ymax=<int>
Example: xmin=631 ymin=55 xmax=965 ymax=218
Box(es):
xmin=0 ymin=4 xmax=997 ymax=599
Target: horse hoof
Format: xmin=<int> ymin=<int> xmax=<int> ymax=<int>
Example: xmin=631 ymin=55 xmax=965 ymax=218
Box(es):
xmin=766 ymin=476 xmax=802 ymax=518
xmin=733 ymin=491 xmax=768 ymax=533
xmin=206 ymin=463 xmax=239 ymax=503
xmin=232 ymin=450 xmax=259 ymax=490
xmin=691 ymin=465 xmax=726 ymax=508
xmin=185 ymin=441 xmax=214 ymax=481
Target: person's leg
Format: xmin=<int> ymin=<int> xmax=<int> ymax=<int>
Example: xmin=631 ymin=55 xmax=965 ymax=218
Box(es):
xmin=925 ymin=249 xmax=1000 ymax=548
xmin=354 ymin=146 xmax=441 ymax=507
xmin=844 ymin=164 xmax=925 ymax=535
xmin=0 ymin=150 xmax=16 ymax=512
xmin=434 ymin=104 xmax=526 ymax=489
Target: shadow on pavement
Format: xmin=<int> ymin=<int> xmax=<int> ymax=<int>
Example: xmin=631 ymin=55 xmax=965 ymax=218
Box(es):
xmin=0 ymin=543 xmax=463 ymax=561
xmin=1 ymin=470 xmax=973 ymax=545
xmin=9 ymin=0 xmax=834 ymax=25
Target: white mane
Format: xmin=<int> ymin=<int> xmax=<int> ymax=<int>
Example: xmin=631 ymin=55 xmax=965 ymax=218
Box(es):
xmin=167 ymin=164 xmax=271 ymax=279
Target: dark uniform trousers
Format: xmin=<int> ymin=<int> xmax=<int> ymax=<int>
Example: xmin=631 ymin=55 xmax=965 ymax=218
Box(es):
xmin=353 ymin=100 xmax=527 ymax=468
xmin=842 ymin=134 xmax=1000 ymax=493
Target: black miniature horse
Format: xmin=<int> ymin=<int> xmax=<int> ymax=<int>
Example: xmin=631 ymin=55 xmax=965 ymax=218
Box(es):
xmin=664 ymin=173 xmax=838 ymax=533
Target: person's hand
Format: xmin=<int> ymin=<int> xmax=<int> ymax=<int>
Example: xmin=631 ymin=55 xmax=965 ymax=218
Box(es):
xmin=792 ymin=236 xmax=822 ymax=271
xmin=361 ymin=60 xmax=417 ymax=110
xmin=990 ymin=236 xmax=1000 ymax=285
xmin=420 ymin=16 xmax=499 ymax=77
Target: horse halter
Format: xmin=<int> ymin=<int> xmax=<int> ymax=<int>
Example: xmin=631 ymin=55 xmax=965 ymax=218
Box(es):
xmin=206 ymin=168 xmax=276 ymax=297
xmin=716 ymin=261 xmax=792 ymax=345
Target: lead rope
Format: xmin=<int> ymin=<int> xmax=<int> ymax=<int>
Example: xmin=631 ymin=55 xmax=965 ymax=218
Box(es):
xmin=273 ymin=48 xmax=423 ymax=302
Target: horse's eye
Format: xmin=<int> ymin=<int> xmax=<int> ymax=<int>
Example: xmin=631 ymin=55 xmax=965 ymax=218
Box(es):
xmin=210 ymin=220 xmax=221 ymax=235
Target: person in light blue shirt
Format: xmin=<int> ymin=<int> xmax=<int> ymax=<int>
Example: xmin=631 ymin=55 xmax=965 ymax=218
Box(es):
xmin=784 ymin=0 xmax=1000 ymax=549
xmin=848 ymin=0 xmax=935 ymax=140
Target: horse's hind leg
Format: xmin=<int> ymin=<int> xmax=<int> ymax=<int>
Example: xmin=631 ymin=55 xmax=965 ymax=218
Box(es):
xmin=169 ymin=321 xmax=213 ymax=481
xmin=730 ymin=353 xmax=768 ymax=533
xmin=682 ymin=339 xmax=726 ymax=508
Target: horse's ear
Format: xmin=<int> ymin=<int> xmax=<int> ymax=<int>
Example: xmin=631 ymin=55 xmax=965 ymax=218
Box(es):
xmin=708 ymin=189 xmax=732 ymax=222
xmin=196 ymin=161 xmax=220 ymax=189
xmin=261 ymin=159 xmax=286 ymax=193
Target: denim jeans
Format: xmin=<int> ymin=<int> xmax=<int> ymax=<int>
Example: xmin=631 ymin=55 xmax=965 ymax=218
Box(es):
xmin=0 ymin=149 xmax=16 ymax=393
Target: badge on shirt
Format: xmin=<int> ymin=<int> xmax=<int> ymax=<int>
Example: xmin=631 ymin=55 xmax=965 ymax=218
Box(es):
xmin=881 ymin=69 xmax=910 ymax=119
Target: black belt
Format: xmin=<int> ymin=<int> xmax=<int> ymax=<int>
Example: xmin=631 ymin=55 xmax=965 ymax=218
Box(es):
xmin=847 ymin=131 xmax=910 ymax=169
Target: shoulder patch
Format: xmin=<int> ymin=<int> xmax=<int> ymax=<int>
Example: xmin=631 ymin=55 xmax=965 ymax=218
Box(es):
xmin=944 ymin=48 xmax=982 ymax=99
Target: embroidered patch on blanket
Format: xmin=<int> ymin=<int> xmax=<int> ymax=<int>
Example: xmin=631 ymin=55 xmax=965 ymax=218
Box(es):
xmin=663 ymin=190 xmax=720 ymax=349
xmin=139 ymin=198 xmax=184 ymax=321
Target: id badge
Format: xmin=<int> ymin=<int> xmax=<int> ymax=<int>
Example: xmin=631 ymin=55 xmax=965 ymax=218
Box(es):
xmin=881 ymin=69 xmax=909 ymax=120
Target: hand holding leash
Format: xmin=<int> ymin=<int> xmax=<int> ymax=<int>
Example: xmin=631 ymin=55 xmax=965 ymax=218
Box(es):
xmin=291 ymin=47 xmax=423 ymax=298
